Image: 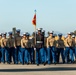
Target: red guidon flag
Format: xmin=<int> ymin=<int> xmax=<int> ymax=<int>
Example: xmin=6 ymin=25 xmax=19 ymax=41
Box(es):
xmin=32 ymin=14 xmax=36 ymax=26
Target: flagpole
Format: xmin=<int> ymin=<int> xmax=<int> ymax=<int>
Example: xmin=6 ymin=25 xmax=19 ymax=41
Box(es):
xmin=34 ymin=10 xmax=37 ymax=62
xmin=34 ymin=26 xmax=36 ymax=45
xmin=34 ymin=9 xmax=36 ymax=45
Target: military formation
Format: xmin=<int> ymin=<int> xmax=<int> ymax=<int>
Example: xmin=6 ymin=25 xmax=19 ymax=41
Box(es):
xmin=0 ymin=28 xmax=76 ymax=66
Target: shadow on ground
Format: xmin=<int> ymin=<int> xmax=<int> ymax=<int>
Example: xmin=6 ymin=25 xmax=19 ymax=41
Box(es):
xmin=0 ymin=67 xmax=76 ymax=72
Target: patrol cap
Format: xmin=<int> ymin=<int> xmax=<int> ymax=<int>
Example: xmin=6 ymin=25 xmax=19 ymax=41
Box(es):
xmin=16 ymin=29 xmax=20 ymax=32
xmin=58 ymin=33 xmax=62 ymax=37
xmin=67 ymin=32 xmax=71 ymax=35
xmin=8 ymin=32 xmax=12 ymax=35
xmin=23 ymin=33 xmax=26 ymax=35
xmin=72 ymin=35 xmax=75 ymax=38
xmin=64 ymin=35 xmax=67 ymax=38
xmin=26 ymin=32 xmax=30 ymax=36
xmin=21 ymin=34 xmax=23 ymax=36
xmin=37 ymin=28 xmax=42 ymax=31
xmin=0 ymin=33 xmax=2 ymax=36
xmin=42 ymin=30 xmax=45 ymax=32
xmin=3 ymin=32 xmax=7 ymax=35
xmin=52 ymin=34 xmax=56 ymax=37
xmin=49 ymin=31 xmax=54 ymax=34
xmin=40 ymin=28 xmax=43 ymax=30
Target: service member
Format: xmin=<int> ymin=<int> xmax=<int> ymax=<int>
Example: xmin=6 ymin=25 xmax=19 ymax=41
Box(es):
xmin=75 ymin=36 xmax=76 ymax=61
xmin=72 ymin=35 xmax=76 ymax=61
xmin=1 ymin=33 xmax=9 ymax=63
xmin=25 ymin=33 xmax=34 ymax=64
xmin=40 ymin=30 xmax=47 ymax=65
xmin=8 ymin=32 xmax=15 ymax=64
xmin=56 ymin=33 xmax=65 ymax=63
xmin=65 ymin=32 xmax=74 ymax=63
xmin=36 ymin=28 xmax=45 ymax=66
xmin=47 ymin=31 xmax=57 ymax=64
xmin=21 ymin=32 xmax=32 ymax=65
xmin=0 ymin=33 xmax=2 ymax=63
xmin=14 ymin=29 xmax=22 ymax=64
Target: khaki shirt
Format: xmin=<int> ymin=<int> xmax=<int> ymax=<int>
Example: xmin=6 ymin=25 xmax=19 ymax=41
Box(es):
xmin=21 ymin=38 xmax=32 ymax=48
xmin=1 ymin=37 xmax=9 ymax=47
xmin=15 ymin=36 xmax=21 ymax=46
xmin=65 ymin=37 xmax=73 ymax=47
xmin=64 ymin=39 xmax=67 ymax=47
xmin=0 ymin=37 xmax=2 ymax=46
xmin=47 ymin=36 xmax=57 ymax=47
xmin=8 ymin=37 xmax=15 ymax=48
xmin=56 ymin=39 xmax=64 ymax=48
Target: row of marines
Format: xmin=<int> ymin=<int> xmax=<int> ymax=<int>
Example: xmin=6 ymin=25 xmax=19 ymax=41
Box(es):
xmin=0 ymin=29 xmax=76 ymax=66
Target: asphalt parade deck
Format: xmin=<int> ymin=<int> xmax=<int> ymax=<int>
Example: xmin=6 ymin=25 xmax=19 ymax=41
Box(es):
xmin=0 ymin=63 xmax=76 ymax=75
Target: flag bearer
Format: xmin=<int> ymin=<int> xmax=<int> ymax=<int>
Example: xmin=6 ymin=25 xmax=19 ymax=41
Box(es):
xmin=36 ymin=28 xmax=46 ymax=66
xmin=39 ymin=30 xmax=47 ymax=65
